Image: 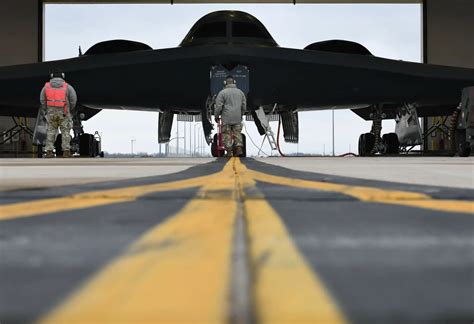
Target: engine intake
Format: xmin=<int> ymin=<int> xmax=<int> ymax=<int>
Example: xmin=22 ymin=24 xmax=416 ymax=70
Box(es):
xmin=84 ymin=40 xmax=152 ymax=56
xmin=305 ymin=40 xmax=372 ymax=56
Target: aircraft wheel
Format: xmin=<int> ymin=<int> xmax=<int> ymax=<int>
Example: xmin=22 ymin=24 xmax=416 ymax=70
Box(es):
xmin=358 ymin=133 xmax=375 ymax=156
xmin=456 ymin=130 xmax=471 ymax=157
xmin=80 ymin=133 xmax=95 ymax=157
xmin=382 ymin=133 xmax=400 ymax=154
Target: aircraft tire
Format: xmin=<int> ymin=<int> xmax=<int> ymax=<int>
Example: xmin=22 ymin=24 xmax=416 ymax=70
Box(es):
xmin=456 ymin=130 xmax=471 ymax=157
xmin=80 ymin=133 xmax=95 ymax=157
xmin=382 ymin=133 xmax=400 ymax=154
xmin=358 ymin=133 xmax=375 ymax=156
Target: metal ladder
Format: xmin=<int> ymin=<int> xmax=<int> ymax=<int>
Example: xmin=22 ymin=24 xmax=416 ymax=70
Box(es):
xmin=254 ymin=106 xmax=279 ymax=155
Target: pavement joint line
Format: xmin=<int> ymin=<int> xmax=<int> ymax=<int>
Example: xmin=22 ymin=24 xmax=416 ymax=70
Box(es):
xmin=229 ymin=158 xmax=254 ymax=324
xmin=1 ymin=158 xmax=473 ymax=222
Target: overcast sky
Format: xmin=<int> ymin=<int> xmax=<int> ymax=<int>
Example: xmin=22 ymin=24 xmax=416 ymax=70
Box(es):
xmin=45 ymin=4 xmax=421 ymax=156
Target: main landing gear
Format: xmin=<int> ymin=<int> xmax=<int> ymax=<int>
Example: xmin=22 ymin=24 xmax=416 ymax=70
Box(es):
xmin=55 ymin=132 xmax=103 ymax=158
xmin=358 ymin=106 xmax=400 ymax=156
xmin=52 ymin=111 xmax=103 ymax=158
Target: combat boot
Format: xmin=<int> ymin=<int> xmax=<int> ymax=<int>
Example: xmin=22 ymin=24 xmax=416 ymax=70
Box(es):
xmin=235 ymin=146 xmax=244 ymax=157
xmin=45 ymin=150 xmax=54 ymax=158
xmin=63 ymin=150 xmax=72 ymax=158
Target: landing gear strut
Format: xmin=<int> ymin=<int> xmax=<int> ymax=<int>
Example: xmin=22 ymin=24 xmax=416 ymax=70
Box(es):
xmin=358 ymin=105 xmax=399 ymax=156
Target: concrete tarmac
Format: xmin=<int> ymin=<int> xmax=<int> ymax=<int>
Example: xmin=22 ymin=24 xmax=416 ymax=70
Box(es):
xmin=0 ymin=157 xmax=473 ymax=323
xmin=0 ymin=158 xmax=214 ymax=191
xmin=258 ymin=156 xmax=474 ymax=189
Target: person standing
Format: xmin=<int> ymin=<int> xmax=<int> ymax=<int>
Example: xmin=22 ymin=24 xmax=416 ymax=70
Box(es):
xmin=40 ymin=71 xmax=77 ymax=158
xmin=214 ymin=76 xmax=247 ymax=157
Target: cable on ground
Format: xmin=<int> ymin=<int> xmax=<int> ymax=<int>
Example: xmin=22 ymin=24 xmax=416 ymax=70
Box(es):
xmin=243 ymin=123 xmax=270 ymax=157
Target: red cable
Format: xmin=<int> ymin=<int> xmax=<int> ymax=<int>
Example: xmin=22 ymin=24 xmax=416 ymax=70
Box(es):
xmin=337 ymin=152 xmax=358 ymax=157
xmin=275 ymin=115 xmax=355 ymax=157
xmin=277 ymin=115 xmax=286 ymax=157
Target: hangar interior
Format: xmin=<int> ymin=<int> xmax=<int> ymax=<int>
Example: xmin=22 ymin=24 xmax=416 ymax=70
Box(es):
xmin=0 ymin=0 xmax=473 ymax=157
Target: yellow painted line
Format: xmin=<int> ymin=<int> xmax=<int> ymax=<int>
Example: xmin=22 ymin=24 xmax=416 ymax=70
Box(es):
xmin=40 ymin=161 xmax=238 ymax=323
xmin=39 ymin=158 xmax=348 ymax=323
xmin=2 ymin=158 xmax=472 ymax=221
xmin=245 ymin=199 xmax=347 ymax=323
xmin=0 ymin=175 xmax=210 ymax=221
xmin=5 ymin=157 xmax=469 ymax=323
xmin=247 ymin=169 xmax=474 ymax=214
xmin=234 ymin=159 xmax=347 ymax=324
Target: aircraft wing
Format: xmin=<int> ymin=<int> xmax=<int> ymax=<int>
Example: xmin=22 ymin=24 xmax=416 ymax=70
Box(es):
xmin=1 ymin=45 xmax=473 ymax=118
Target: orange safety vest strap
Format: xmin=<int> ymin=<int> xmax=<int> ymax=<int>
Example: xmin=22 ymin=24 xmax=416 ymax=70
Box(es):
xmin=45 ymin=82 xmax=69 ymax=115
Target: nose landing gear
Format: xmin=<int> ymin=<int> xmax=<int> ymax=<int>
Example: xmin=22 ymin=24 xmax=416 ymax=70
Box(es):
xmin=358 ymin=105 xmax=400 ymax=156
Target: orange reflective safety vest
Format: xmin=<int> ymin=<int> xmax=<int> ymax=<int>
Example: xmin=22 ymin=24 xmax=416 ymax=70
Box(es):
xmin=45 ymin=82 xmax=69 ymax=115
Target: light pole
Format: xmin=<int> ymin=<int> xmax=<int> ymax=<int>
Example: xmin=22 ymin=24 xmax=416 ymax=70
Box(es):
xmin=202 ymin=132 xmax=205 ymax=156
xmin=198 ymin=129 xmax=202 ymax=156
xmin=198 ymin=126 xmax=203 ymax=157
xmin=189 ymin=122 xmax=192 ymax=156
xmin=194 ymin=123 xmax=201 ymax=157
xmin=176 ymin=119 xmax=179 ymax=155
xmin=131 ymin=139 xmax=136 ymax=156
xmin=169 ymin=136 xmax=184 ymax=156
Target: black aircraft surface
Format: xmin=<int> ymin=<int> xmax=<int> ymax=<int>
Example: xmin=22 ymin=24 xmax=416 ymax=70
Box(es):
xmin=1 ymin=10 xmax=473 ymax=156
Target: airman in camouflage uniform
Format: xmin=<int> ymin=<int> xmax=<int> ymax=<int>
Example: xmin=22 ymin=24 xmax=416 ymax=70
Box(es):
xmin=214 ymin=76 xmax=247 ymax=157
xmin=40 ymin=72 xmax=77 ymax=158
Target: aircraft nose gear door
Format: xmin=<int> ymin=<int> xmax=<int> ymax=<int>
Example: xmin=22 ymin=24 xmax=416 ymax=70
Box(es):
xmin=207 ymin=65 xmax=250 ymax=155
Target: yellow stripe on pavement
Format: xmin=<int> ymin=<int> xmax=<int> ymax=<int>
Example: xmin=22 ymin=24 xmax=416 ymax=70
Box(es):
xmin=234 ymin=159 xmax=347 ymax=324
xmin=248 ymin=169 xmax=474 ymax=214
xmin=5 ymin=158 xmax=470 ymax=323
xmin=40 ymin=162 xmax=238 ymax=324
xmin=0 ymin=175 xmax=210 ymax=221
xmin=245 ymin=199 xmax=347 ymax=324
xmin=2 ymin=159 xmax=472 ymax=221
xmin=40 ymin=159 xmax=348 ymax=323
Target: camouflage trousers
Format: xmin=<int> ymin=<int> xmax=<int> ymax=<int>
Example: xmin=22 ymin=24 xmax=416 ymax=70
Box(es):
xmin=222 ymin=123 xmax=243 ymax=151
xmin=45 ymin=108 xmax=72 ymax=151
